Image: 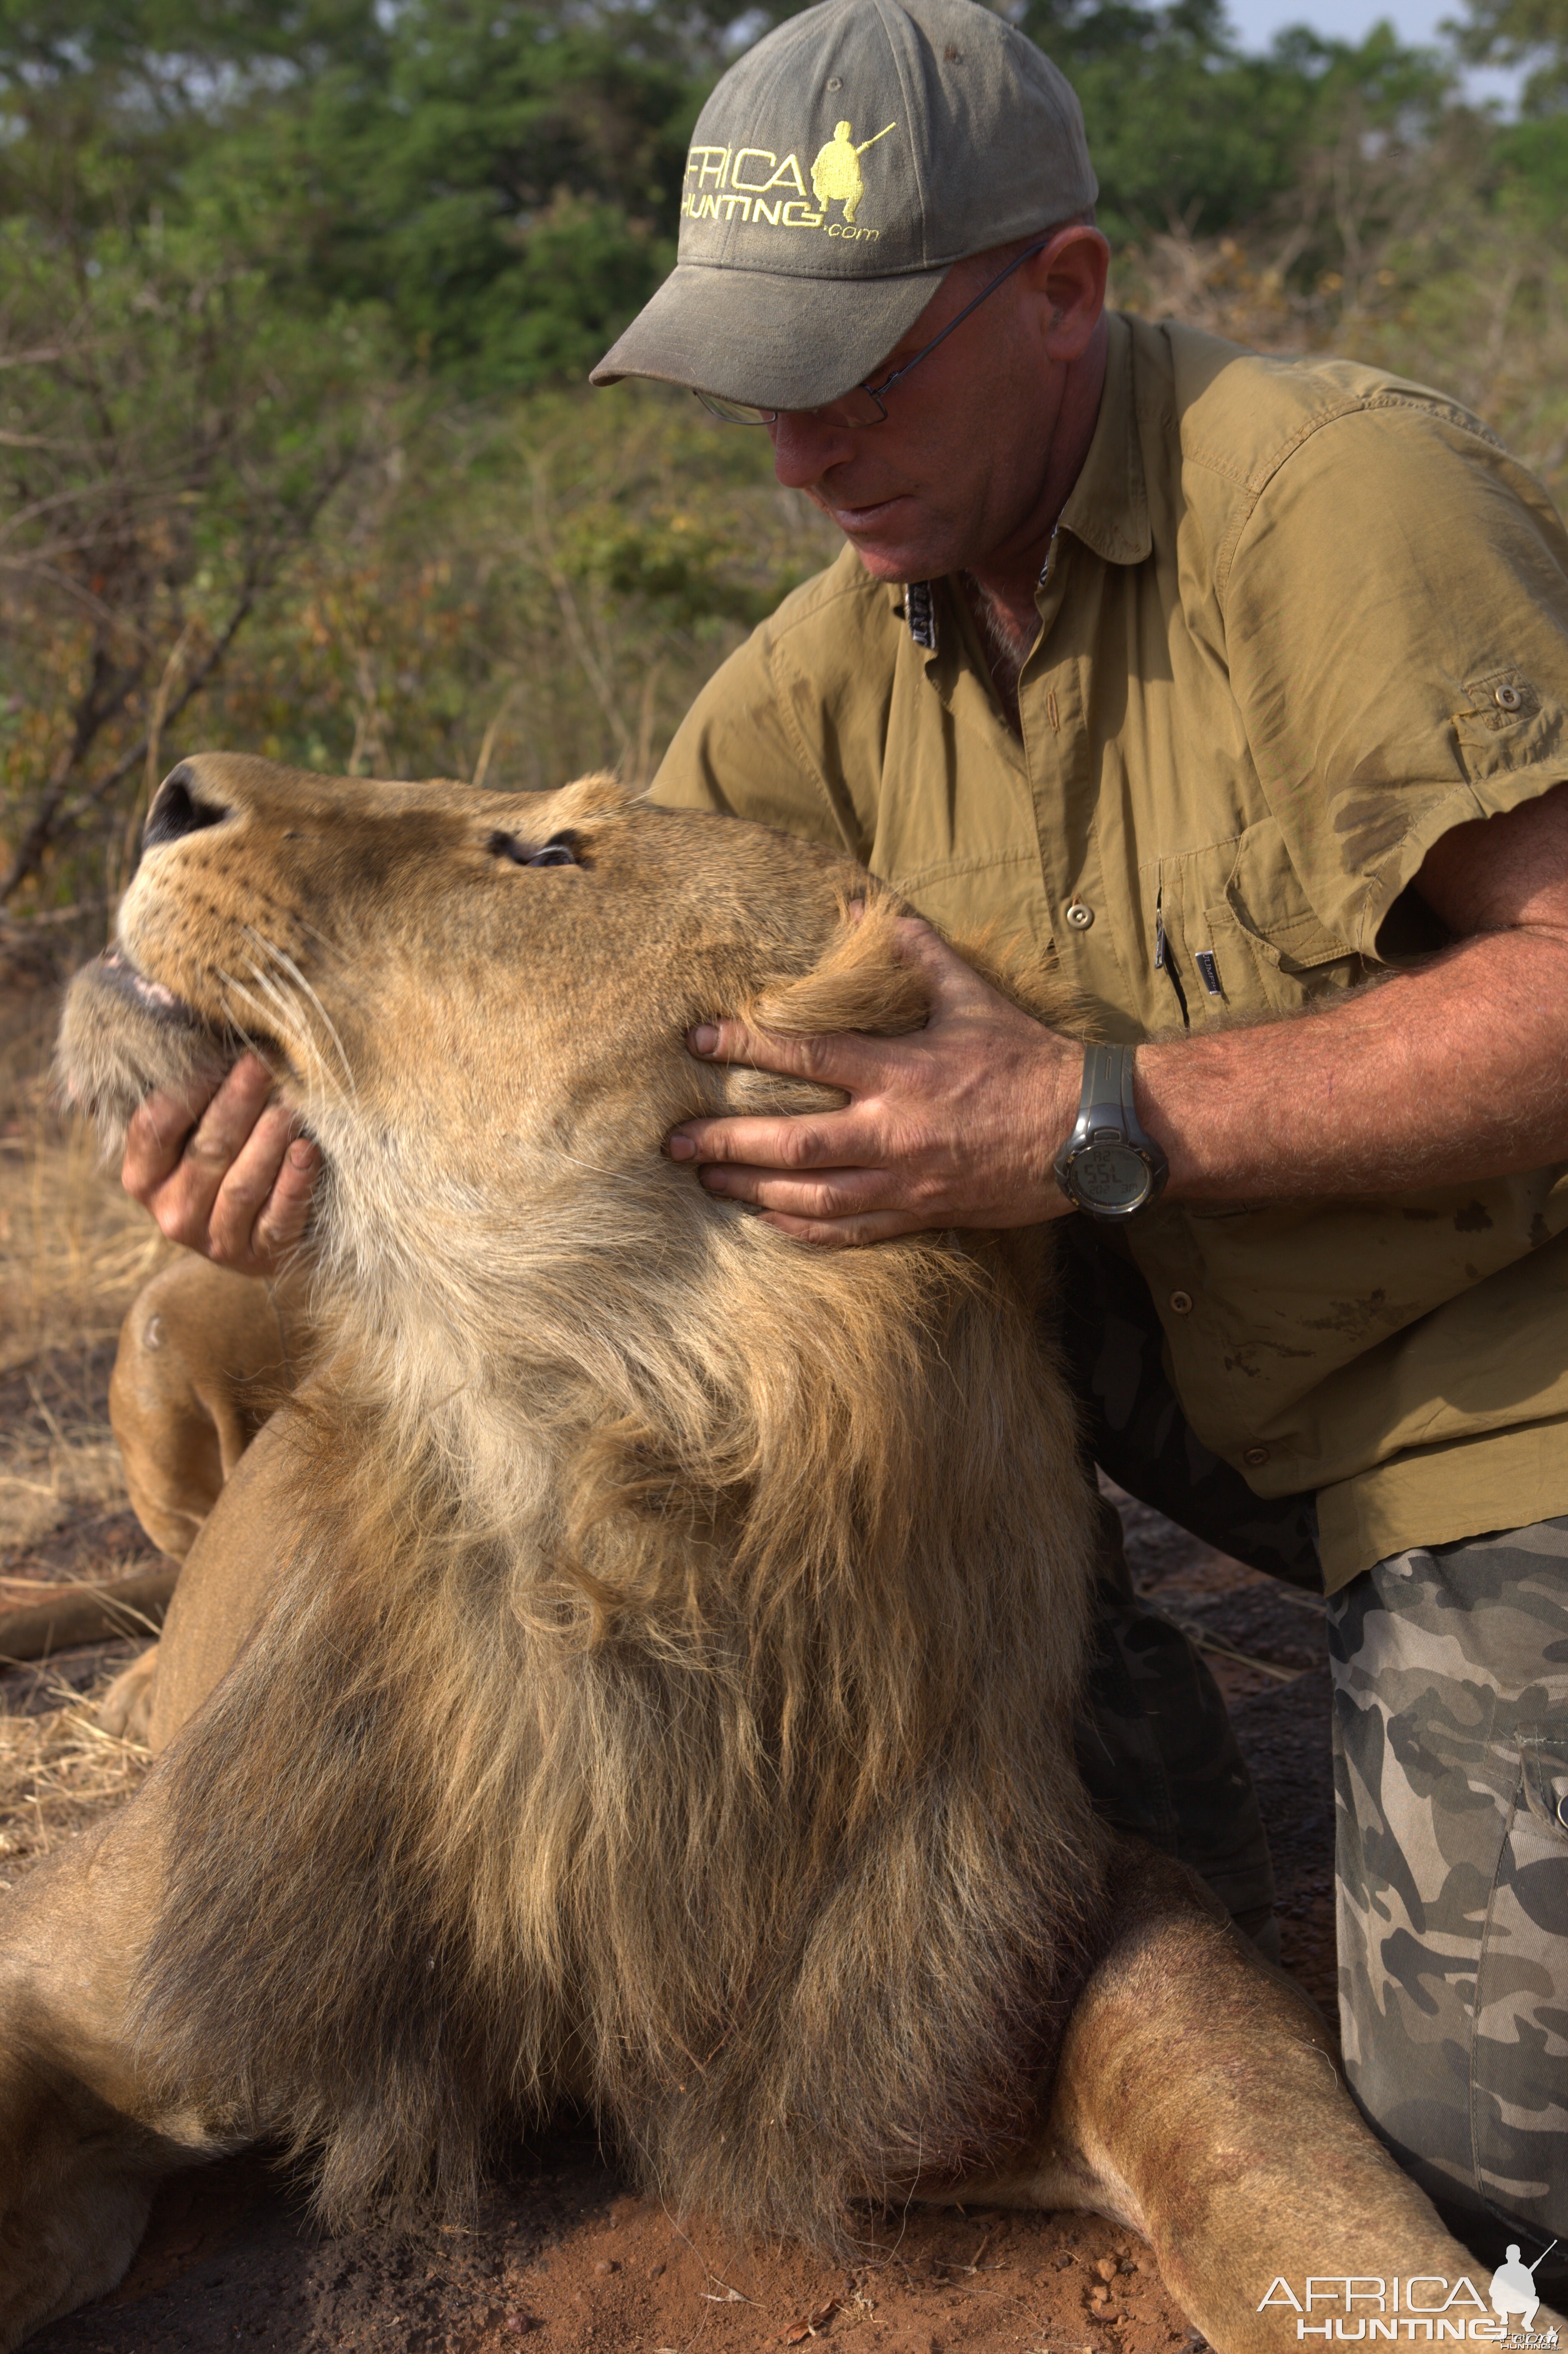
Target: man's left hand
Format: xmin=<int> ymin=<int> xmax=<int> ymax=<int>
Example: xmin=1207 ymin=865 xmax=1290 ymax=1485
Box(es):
xmin=666 ymin=918 xmax=1080 ymax=1245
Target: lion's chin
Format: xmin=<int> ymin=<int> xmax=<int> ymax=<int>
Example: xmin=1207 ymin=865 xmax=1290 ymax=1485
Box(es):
xmin=57 ymin=947 xmax=231 ymax=1160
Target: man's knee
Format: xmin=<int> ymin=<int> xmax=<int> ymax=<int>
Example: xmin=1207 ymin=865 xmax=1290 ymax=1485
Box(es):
xmin=1332 ymin=1523 xmax=1568 ymax=2247
xmin=110 ymin=1256 xmax=311 ymax=1560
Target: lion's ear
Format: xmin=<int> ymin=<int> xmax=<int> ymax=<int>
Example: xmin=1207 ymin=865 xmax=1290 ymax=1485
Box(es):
xmin=745 ymin=896 xmax=930 ymax=1040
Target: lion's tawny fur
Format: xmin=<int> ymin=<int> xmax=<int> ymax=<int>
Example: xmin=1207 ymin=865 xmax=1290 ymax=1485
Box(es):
xmin=59 ymin=757 xmax=1104 ymax=2245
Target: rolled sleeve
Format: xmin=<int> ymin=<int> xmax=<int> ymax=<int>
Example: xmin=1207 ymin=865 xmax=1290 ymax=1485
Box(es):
xmin=1223 ymin=399 xmax=1568 ymax=959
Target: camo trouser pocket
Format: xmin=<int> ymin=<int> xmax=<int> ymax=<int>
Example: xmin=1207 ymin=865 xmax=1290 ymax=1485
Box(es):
xmin=1329 ymin=1523 xmax=1568 ymax=2245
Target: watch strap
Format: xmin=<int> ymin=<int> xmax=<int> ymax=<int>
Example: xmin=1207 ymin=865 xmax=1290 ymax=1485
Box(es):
xmin=1078 ymin=1041 xmax=1137 ymax=1136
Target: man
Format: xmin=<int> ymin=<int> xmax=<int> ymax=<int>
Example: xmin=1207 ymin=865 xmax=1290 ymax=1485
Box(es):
xmin=120 ymin=0 xmax=1568 ymax=2271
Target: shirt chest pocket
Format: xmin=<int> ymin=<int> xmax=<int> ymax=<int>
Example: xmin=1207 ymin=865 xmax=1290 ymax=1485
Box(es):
xmin=1154 ymin=820 xmax=1369 ymax=1026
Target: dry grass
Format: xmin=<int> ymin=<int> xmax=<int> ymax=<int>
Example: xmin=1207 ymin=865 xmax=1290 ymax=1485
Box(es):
xmin=0 ymin=978 xmax=165 ymax=1891
xmin=0 ymin=989 xmax=170 ymax=1380
xmin=0 ymin=1662 xmax=152 ymax=1891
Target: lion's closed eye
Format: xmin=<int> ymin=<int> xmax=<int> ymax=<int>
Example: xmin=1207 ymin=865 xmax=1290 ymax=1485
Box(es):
xmin=488 ymin=830 xmax=581 ymax=869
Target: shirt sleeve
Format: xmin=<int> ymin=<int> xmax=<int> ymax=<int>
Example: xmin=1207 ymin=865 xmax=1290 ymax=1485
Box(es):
xmin=1222 ymin=397 xmax=1568 ymax=959
xmin=648 ymin=620 xmax=848 ymax=850
xmin=649 ymin=548 xmax=897 ymax=860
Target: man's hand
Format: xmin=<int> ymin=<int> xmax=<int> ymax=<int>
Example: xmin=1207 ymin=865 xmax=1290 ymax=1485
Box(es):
xmin=122 ymin=1055 xmax=319 ymax=1275
xmin=667 ymin=918 xmax=1080 ymax=1245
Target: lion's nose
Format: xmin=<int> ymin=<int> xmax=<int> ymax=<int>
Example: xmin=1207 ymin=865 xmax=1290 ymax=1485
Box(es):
xmin=144 ymin=768 xmax=230 ymax=852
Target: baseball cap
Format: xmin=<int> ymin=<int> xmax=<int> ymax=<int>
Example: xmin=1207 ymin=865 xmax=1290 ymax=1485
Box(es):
xmin=590 ymin=0 xmax=1096 ymax=411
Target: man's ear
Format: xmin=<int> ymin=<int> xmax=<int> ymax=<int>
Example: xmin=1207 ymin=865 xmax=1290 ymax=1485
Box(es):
xmin=743 ymin=895 xmax=930 ymax=1040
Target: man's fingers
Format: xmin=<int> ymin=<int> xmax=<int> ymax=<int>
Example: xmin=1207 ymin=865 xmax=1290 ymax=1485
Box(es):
xmin=178 ymin=1057 xmax=277 ymax=1172
xmin=697 ymin=1162 xmax=895 ymax=1219
xmin=119 ymin=1053 xmax=321 ymax=1272
xmin=122 ymin=1056 xmax=272 ymax=1208
xmin=686 ymin=1017 xmax=886 ymax=1091
xmin=668 ymin=1108 xmax=857 ymax=1171
xmin=122 ymin=1074 xmax=227 ymax=1198
xmin=250 ymin=1138 xmax=321 ymax=1263
xmin=203 ymin=1106 xmax=310 ymax=1263
xmin=758 ymin=1206 xmax=926 ymax=1248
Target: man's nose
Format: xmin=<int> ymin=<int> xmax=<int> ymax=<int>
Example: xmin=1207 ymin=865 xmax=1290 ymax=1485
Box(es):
xmin=769 ymin=411 xmax=861 ymax=491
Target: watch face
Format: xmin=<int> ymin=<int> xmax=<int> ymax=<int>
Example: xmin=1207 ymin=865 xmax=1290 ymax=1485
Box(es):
xmin=1069 ymin=1141 xmax=1151 ymax=1213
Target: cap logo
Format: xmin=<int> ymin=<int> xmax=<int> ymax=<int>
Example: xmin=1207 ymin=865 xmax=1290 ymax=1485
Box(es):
xmin=680 ymin=119 xmax=898 ymax=242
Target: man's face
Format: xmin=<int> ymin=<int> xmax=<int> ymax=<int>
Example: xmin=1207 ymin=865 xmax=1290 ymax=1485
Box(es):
xmin=767 ymin=227 xmax=1107 ymax=585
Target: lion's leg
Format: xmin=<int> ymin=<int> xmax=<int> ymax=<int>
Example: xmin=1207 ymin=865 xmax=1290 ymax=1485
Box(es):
xmin=90 ymin=1263 xmax=312 ymax=1741
xmin=0 ymin=1788 xmax=239 ymax=2351
xmin=96 ymin=1641 xmax=161 ymax=1742
xmin=110 ymin=1255 xmax=312 ymax=1561
xmin=145 ymin=1405 xmax=306 ymax=1750
xmin=945 ymin=1849 xmax=1518 ymax=2354
xmin=0 ymin=1259 xmax=307 ymax=1676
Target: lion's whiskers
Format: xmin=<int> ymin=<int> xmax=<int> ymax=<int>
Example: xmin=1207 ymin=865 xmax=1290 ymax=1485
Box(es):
xmin=236 ymin=923 xmax=359 ymax=1107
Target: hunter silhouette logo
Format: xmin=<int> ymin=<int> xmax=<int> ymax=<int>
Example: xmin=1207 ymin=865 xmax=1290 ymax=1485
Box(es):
xmin=680 ymin=119 xmax=899 ymax=239
xmin=1489 ymin=2244 xmax=1560 ymax=2344
xmin=809 ymin=119 xmax=897 ymax=224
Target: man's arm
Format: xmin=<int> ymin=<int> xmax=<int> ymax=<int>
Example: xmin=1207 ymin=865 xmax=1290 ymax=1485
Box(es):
xmin=667 ymin=782 xmax=1568 ymax=1246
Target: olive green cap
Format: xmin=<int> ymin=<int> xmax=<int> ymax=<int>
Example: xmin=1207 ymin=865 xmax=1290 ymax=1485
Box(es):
xmin=590 ymin=0 xmax=1096 ymax=410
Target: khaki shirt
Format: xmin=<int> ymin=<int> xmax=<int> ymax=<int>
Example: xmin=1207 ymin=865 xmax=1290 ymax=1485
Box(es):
xmin=651 ymin=310 xmax=1568 ymax=1590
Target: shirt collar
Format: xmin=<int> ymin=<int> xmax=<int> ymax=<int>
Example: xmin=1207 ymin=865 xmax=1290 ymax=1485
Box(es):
xmin=1051 ymin=311 xmax=1151 ymax=571
xmin=899 ymin=311 xmax=1150 ymax=653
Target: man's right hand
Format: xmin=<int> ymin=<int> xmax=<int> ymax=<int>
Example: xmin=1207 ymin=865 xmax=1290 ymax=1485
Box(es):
xmin=121 ymin=1054 xmax=320 ymax=1276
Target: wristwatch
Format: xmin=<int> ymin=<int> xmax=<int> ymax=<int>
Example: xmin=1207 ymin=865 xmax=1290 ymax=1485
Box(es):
xmin=1053 ymin=1042 xmax=1169 ymax=1220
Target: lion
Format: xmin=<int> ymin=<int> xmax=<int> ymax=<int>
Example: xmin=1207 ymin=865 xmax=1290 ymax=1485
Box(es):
xmin=0 ymin=752 xmax=1502 ymax=2351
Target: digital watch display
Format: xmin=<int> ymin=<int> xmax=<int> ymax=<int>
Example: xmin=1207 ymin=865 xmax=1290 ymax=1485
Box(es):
xmin=1053 ymin=1042 xmax=1169 ymax=1221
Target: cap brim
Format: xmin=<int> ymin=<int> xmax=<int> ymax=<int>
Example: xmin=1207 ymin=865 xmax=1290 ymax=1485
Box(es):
xmin=590 ymin=259 xmax=946 ymax=409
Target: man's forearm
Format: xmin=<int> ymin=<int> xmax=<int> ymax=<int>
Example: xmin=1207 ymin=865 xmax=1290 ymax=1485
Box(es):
xmin=1134 ymin=928 xmax=1568 ymax=1203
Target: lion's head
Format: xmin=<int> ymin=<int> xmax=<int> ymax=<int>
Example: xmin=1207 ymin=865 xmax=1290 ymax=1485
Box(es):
xmin=60 ymin=755 xmax=1102 ymax=2247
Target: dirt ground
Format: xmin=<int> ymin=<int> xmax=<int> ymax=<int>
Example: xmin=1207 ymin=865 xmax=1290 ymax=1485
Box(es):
xmin=1 ymin=979 xmax=1340 ymax=2354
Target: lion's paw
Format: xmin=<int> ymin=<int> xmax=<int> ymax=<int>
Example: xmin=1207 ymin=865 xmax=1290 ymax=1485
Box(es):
xmin=99 ymin=1645 xmax=160 ymax=1744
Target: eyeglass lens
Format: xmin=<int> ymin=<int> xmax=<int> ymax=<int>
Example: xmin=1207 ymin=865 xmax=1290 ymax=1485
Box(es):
xmin=693 ymin=234 xmax=1051 ymax=429
xmin=695 ymin=385 xmax=884 ymax=428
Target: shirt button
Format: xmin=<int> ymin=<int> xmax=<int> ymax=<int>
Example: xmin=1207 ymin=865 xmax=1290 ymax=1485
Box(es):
xmin=1065 ymin=901 xmax=1094 ymax=930
xmin=1243 ymin=1444 xmax=1269 ymax=1468
xmin=1169 ymin=1289 xmax=1194 ymax=1315
xmin=1495 ymin=681 xmax=1525 ymax=712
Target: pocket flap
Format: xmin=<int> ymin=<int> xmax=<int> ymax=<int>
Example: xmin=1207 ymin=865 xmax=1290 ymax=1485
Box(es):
xmin=1211 ymin=885 xmax=1355 ymax=975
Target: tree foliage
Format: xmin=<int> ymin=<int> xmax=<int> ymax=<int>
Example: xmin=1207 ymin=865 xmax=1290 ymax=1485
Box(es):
xmin=1456 ymin=0 xmax=1568 ymax=110
xmin=0 ymin=0 xmax=1564 ymax=932
xmin=3 ymin=0 xmax=1553 ymax=393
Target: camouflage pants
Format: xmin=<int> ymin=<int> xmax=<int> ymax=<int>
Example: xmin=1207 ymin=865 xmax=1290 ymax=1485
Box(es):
xmin=1331 ymin=1525 xmax=1568 ymax=2261
xmin=1061 ymin=1225 xmax=1568 ymax=2260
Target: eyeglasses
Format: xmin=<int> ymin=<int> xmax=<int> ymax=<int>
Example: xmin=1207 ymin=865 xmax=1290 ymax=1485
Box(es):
xmin=693 ymin=237 xmax=1050 ymax=429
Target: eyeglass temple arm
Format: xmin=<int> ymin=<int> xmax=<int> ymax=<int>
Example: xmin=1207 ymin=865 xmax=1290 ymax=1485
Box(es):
xmin=868 ymin=237 xmax=1050 ymax=398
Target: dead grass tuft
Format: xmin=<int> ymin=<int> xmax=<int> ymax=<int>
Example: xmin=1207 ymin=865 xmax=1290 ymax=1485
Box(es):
xmin=0 ymin=978 xmax=168 ymax=1892
xmin=0 ymin=1045 xmax=169 ymax=1380
xmin=0 ymin=1660 xmax=153 ymax=1889
xmin=0 ymin=1385 xmax=130 ymax=1563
